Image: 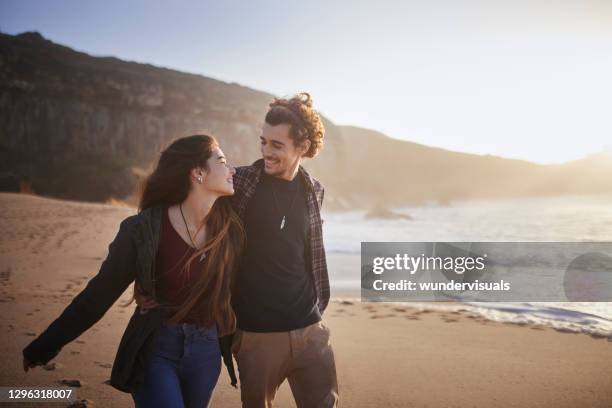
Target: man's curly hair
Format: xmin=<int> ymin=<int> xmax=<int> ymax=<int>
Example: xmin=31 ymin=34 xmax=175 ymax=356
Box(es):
xmin=264 ymin=92 xmax=325 ymax=158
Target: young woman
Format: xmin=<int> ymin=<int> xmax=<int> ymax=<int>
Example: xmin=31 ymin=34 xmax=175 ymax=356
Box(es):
xmin=22 ymin=135 xmax=244 ymax=407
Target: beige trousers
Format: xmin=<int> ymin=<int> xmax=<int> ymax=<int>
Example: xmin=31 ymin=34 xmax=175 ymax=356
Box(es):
xmin=231 ymin=321 xmax=339 ymax=408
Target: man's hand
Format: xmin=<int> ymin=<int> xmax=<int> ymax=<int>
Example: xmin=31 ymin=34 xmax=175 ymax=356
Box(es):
xmin=134 ymin=283 xmax=159 ymax=314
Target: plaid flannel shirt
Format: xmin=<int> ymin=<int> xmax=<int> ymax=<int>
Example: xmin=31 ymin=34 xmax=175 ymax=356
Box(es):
xmin=231 ymin=158 xmax=330 ymax=314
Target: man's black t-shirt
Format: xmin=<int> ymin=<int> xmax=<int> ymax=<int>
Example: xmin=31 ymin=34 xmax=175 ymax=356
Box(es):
xmin=233 ymin=172 xmax=321 ymax=332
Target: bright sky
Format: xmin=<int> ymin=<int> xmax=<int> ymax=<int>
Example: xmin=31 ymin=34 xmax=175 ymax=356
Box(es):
xmin=2 ymin=0 xmax=611 ymax=164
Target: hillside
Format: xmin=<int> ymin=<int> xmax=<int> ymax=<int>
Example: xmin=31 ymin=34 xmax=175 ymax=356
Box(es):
xmin=1 ymin=31 xmax=610 ymax=209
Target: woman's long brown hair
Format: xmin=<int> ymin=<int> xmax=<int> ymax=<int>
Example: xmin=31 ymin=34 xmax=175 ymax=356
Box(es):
xmin=137 ymin=134 xmax=244 ymax=336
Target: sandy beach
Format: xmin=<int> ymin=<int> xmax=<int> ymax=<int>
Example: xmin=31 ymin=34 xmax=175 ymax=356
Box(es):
xmin=1 ymin=192 xmax=611 ymax=407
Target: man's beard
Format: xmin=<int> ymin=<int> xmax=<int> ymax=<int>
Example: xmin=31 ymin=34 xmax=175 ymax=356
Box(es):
xmin=264 ymin=158 xmax=286 ymax=177
xmin=265 ymin=166 xmax=285 ymax=177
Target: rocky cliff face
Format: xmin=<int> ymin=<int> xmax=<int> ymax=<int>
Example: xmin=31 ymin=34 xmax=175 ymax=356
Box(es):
xmin=1 ymin=32 xmax=269 ymax=162
xmin=0 ymin=31 xmax=344 ymax=204
xmin=1 ymin=32 xmax=610 ymax=209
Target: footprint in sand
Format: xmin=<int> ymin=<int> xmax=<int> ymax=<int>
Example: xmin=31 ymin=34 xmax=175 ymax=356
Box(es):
xmin=67 ymin=399 xmax=95 ymax=407
xmin=440 ymin=314 xmax=460 ymax=323
xmin=57 ymin=230 xmax=78 ymax=249
xmin=504 ymin=321 xmax=527 ymax=327
xmin=59 ymin=379 xmax=83 ymax=387
xmin=362 ymin=305 xmax=377 ymax=313
xmin=0 ymin=267 xmax=12 ymax=285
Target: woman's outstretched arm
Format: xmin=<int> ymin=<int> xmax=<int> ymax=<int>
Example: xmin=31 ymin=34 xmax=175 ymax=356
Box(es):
xmin=23 ymin=217 xmax=138 ymax=368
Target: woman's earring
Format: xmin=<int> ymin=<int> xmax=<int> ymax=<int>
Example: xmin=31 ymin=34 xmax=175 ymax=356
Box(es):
xmin=197 ymin=176 xmax=203 ymax=184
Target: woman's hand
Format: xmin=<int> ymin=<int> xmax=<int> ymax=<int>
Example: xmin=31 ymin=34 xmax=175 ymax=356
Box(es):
xmin=23 ymin=357 xmax=42 ymax=372
xmin=134 ymin=283 xmax=159 ymax=315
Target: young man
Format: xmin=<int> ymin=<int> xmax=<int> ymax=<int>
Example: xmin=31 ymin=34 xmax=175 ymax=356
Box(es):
xmin=135 ymin=93 xmax=338 ymax=407
xmin=230 ymin=93 xmax=338 ymax=407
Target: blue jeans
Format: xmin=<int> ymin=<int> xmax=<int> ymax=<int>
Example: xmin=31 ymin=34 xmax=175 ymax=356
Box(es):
xmin=131 ymin=321 xmax=222 ymax=408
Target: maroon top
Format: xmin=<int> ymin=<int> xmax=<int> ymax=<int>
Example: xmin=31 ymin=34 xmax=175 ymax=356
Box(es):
xmin=155 ymin=206 xmax=207 ymax=323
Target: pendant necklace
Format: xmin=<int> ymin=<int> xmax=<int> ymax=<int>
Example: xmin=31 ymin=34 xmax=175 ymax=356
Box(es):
xmin=271 ymin=177 xmax=300 ymax=230
xmin=179 ymin=203 xmax=207 ymax=262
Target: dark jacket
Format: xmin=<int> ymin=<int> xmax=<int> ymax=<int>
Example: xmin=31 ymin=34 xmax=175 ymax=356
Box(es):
xmin=22 ymin=205 xmax=237 ymax=393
